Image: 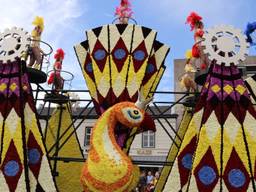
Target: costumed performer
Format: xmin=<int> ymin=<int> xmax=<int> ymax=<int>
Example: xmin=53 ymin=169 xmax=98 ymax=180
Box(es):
xmin=180 ymin=49 xmax=197 ymax=92
xmin=115 ymin=0 xmax=133 ymax=24
xmin=186 ymin=12 xmax=208 ymax=70
xmin=28 ymin=16 xmax=45 ymax=69
xmin=47 ymin=48 xmax=65 ymax=94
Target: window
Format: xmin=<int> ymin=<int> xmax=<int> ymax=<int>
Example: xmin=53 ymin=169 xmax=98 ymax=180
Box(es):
xmin=84 ymin=127 xmax=92 ymax=146
xmin=142 ymin=131 xmax=155 ymax=148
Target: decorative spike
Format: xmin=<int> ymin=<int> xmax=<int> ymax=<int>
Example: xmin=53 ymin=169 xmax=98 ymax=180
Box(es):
xmin=135 ymin=90 xmax=153 ymax=110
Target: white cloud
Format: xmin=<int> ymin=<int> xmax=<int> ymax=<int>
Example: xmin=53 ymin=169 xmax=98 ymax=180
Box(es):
xmin=0 ymin=1 xmax=87 ymax=69
xmin=0 ymin=0 xmax=85 ymax=34
xmin=0 ymin=0 xmax=88 ymax=93
xmin=0 ymin=0 xmax=87 ymax=58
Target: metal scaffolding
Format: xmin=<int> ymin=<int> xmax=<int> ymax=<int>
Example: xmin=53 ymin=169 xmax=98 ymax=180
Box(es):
xmin=31 ymin=49 xmax=256 ymax=176
xmin=33 ymin=87 xmax=196 ymax=174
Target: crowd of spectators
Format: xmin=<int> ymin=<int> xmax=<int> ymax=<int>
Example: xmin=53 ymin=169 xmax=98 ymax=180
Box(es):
xmin=136 ymin=170 xmax=160 ymax=192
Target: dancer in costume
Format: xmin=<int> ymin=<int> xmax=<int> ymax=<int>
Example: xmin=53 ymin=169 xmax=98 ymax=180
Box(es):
xmin=28 ymin=16 xmax=44 ymax=69
xmin=47 ymin=48 xmax=64 ymax=94
xmin=165 ymin=25 xmax=256 ymax=192
xmin=115 ymin=0 xmax=133 ymax=24
xmin=180 ymin=49 xmax=197 ymax=93
xmin=186 ymin=12 xmax=208 ymax=70
xmin=185 ymin=49 xmax=197 ymax=73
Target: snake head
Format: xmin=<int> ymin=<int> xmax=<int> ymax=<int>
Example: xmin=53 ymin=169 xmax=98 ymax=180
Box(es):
xmin=115 ymin=103 xmax=155 ymax=132
xmin=113 ymin=101 xmax=155 ymax=149
xmin=113 ymin=91 xmax=155 ymax=149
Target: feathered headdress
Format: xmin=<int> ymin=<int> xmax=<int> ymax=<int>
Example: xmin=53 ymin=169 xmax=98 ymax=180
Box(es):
xmin=32 ymin=16 xmax=44 ymax=31
xmin=186 ymin=12 xmax=203 ymax=31
xmin=185 ymin=49 xmax=192 ymax=59
xmin=54 ymin=48 xmax=65 ymax=60
xmin=115 ymin=0 xmax=133 ymax=17
xmin=121 ymin=0 xmax=131 ymax=6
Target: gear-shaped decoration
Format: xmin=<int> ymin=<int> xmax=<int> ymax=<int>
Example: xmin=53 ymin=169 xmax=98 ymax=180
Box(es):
xmin=202 ymin=25 xmax=250 ymax=66
xmin=0 ymin=27 xmax=30 ymax=63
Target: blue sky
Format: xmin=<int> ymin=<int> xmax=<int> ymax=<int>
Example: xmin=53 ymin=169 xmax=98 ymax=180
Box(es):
xmin=0 ymin=0 xmax=255 ymax=102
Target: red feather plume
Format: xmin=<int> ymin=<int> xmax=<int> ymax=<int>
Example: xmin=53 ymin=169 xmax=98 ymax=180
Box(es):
xmin=186 ymin=12 xmax=203 ymax=31
xmin=121 ymin=0 xmax=131 ymax=6
xmin=54 ymin=48 xmax=65 ymax=60
xmin=115 ymin=0 xmax=133 ymax=17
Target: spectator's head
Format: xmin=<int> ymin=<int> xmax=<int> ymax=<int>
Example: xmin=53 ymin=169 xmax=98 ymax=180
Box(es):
xmin=148 ymin=171 xmax=152 ymax=176
xmin=155 ymin=171 xmax=160 ymax=179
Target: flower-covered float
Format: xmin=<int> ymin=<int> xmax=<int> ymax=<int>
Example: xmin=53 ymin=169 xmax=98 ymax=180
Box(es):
xmin=0 ymin=27 xmax=57 ymax=191
xmin=81 ymin=94 xmax=155 ymax=191
xmin=165 ymin=24 xmax=256 ymax=192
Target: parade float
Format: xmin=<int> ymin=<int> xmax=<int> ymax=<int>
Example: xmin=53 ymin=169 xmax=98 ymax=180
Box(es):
xmin=163 ymin=23 xmax=256 ymax=191
xmin=74 ymin=1 xmax=168 ymax=191
xmin=0 ymin=1 xmax=256 ymax=192
xmin=0 ymin=26 xmax=57 ymax=191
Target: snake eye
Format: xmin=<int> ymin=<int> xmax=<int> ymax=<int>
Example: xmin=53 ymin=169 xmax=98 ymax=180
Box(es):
xmin=133 ymin=110 xmax=139 ymax=115
xmin=124 ymin=108 xmax=142 ymax=121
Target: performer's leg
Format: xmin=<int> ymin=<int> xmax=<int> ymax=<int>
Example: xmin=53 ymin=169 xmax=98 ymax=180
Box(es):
xmin=34 ymin=47 xmax=43 ymax=69
xmin=28 ymin=49 xmax=35 ymax=67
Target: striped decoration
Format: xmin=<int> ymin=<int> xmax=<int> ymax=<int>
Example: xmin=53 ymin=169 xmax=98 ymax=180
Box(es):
xmin=245 ymin=74 xmax=256 ymax=103
xmin=74 ymin=24 xmax=169 ymax=153
xmin=167 ymin=63 xmax=256 ymax=192
xmin=74 ymin=24 xmax=169 ymax=114
xmin=0 ymin=60 xmax=56 ymax=192
xmin=123 ymin=41 xmax=169 ymax=153
xmin=45 ymin=102 xmax=84 ymax=192
xmin=155 ymin=107 xmax=193 ymax=191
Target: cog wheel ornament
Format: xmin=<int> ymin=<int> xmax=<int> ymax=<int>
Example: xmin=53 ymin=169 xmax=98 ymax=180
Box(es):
xmin=0 ymin=27 xmax=30 ymax=63
xmin=202 ymin=25 xmax=249 ymax=66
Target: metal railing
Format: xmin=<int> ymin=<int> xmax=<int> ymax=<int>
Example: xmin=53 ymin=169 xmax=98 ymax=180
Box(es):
xmin=33 ymin=88 xmax=196 ymax=175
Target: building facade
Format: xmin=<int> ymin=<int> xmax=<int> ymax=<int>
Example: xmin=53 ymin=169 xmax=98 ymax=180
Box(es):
xmin=39 ymin=106 xmax=178 ymax=172
xmin=173 ymin=56 xmax=256 ymax=124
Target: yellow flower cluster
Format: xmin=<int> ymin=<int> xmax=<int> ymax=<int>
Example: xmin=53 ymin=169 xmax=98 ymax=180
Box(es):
xmin=81 ymin=106 xmax=138 ymax=192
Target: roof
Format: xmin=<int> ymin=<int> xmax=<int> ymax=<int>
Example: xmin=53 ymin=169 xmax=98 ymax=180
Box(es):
xmin=37 ymin=105 xmax=178 ymax=120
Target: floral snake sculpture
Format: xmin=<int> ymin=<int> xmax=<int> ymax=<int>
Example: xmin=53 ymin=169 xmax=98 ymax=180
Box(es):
xmin=81 ymin=95 xmax=155 ymax=192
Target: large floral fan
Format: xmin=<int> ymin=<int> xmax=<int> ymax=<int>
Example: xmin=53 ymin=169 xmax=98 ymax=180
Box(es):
xmin=74 ymin=40 xmax=99 ymax=111
xmin=74 ymin=24 xmax=169 ymax=150
xmin=141 ymin=40 xmax=169 ymax=99
xmin=74 ymin=24 xmax=169 ymax=114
